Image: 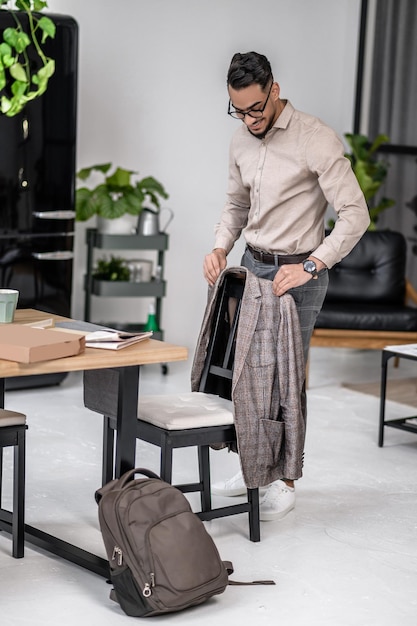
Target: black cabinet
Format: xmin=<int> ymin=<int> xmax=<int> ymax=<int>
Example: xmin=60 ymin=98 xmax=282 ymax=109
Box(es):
xmin=0 ymin=13 xmax=78 ymax=388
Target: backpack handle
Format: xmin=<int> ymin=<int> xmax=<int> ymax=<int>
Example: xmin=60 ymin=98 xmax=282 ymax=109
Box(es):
xmin=95 ymin=467 xmax=161 ymax=504
xmin=118 ymin=467 xmax=161 ymax=488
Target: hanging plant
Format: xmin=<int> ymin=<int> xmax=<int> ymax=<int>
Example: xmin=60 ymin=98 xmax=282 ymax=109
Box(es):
xmin=0 ymin=0 xmax=56 ymax=117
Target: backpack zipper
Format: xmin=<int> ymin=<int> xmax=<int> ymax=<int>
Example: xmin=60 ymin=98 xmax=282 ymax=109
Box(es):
xmin=112 ymin=546 xmax=123 ymax=566
xmin=143 ymin=572 xmax=155 ymax=597
xmin=112 ymin=545 xmax=155 ymax=598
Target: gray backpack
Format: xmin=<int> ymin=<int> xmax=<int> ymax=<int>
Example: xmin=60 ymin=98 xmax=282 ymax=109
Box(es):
xmin=95 ymin=468 xmax=233 ymax=617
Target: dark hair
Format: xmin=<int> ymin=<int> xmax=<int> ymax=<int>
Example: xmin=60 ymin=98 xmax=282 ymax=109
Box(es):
xmin=227 ymin=52 xmax=273 ymax=90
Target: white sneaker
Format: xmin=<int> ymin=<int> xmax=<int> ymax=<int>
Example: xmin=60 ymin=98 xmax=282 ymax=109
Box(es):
xmin=211 ymin=470 xmax=246 ymax=496
xmin=259 ymin=480 xmax=295 ymax=521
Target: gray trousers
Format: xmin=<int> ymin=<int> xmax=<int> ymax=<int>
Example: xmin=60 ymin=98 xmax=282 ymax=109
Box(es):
xmin=241 ymin=247 xmax=328 ymax=363
xmin=239 ymin=248 xmax=329 ymax=480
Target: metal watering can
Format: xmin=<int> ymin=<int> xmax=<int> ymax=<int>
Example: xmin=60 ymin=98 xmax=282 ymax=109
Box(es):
xmin=137 ymin=207 xmax=174 ymax=236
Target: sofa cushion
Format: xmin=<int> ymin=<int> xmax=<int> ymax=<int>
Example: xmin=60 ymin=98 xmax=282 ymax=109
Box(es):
xmin=315 ymin=303 xmax=417 ymax=331
xmin=324 ymin=230 xmax=406 ymax=305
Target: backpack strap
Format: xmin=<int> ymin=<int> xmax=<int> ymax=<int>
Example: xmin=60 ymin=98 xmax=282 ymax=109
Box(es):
xmin=228 ymin=579 xmax=276 ymax=586
xmin=223 ymin=560 xmax=275 ymax=586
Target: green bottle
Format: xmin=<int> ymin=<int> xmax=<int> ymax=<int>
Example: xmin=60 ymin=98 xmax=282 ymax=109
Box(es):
xmin=144 ymin=303 xmax=159 ymax=332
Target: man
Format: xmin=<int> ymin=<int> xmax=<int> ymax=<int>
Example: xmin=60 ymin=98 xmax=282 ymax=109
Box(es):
xmin=204 ymin=51 xmax=370 ymax=521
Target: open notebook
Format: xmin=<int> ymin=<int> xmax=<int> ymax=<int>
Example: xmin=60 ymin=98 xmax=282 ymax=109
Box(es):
xmin=55 ymin=320 xmax=153 ymax=350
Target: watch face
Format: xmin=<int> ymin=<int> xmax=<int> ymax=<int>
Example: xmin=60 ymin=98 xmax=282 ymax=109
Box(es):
xmin=303 ymin=260 xmax=317 ymax=273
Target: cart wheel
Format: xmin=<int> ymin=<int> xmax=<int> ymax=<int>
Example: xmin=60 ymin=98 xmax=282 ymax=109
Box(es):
xmin=161 ymin=364 xmax=168 ymax=375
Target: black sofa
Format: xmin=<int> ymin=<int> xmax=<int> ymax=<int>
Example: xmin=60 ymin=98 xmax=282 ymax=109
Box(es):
xmin=311 ymin=230 xmax=417 ymax=351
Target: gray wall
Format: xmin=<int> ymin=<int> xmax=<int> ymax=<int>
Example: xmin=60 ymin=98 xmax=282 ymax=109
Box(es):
xmin=48 ymin=0 xmax=362 ymax=353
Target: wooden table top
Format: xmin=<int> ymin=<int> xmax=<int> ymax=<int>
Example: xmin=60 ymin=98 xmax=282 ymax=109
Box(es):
xmin=0 ymin=309 xmax=188 ymax=378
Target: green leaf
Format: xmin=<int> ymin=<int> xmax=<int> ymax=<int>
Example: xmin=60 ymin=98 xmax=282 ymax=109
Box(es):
xmin=9 ymin=62 xmax=28 ymax=83
xmin=77 ymin=163 xmax=112 ymax=180
xmin=106 ymin=167 xmax=135 ymax=189
xmin=0 ymin=95 xmax=11 ymax=114
xmin=75 ymin=188 xmax=95 ymax=221
xmin=44 ymin=58 xmax=55 ymax=78
xmin=12 ymin=31 xmax=31 ymax=55
xmin=136 ymin=176 xmax=169 ymax=209
xmin=32 ymin=62 xmax=54 ymax=93
xmin=3 ymin=28 xmax=19 ymax=49
xmin=124 ymin=188 xmax=144 ymax=214
xmin=0 ymin=42 xmax=12 ymax=58
xmin=11 ymin=79 xmax=27 ymax=96
xmin=1 ymin=52 xmax=15 ymax=68
xmin=111 ymin=195 xmax=132 ymax=218
xmin=138 ymin=176 xmax=169 ymax=199
xmin=33 ymin=1 xmax=49 ymax=13
xmin=368 ymin=134 xmax=390 ymax=155
xmin=95 ymin=192 xmax=116 ymax=219
xmin=38 ymin=16 xmax=56 ymax=43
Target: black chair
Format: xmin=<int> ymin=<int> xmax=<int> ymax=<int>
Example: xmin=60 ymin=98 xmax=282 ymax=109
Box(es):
xmin=0 ymin=409 xmax=27 ymax=558
xmin=311 ymin=230 xmax=417 ymax=352
xmin=84 ymin=272 xmax=260 ymax=542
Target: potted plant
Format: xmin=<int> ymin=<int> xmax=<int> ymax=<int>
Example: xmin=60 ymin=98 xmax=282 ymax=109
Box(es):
xmin=93 ymin=255 xmax=130 ymax=281
xmin=328 ymin=133 xmax=395 ymax=230
xmin=0 ymin=0 xmax=56 ymax=117
xmin=75 ymin=163 xmax=169 ymax=234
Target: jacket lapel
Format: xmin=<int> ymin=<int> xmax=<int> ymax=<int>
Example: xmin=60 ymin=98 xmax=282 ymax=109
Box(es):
xmin=232 ymin=269 xmax=262 ymax=394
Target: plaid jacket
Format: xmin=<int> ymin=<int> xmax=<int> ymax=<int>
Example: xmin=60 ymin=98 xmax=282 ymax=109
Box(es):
xmin=191 ymin=267 xmax=305 ymax=488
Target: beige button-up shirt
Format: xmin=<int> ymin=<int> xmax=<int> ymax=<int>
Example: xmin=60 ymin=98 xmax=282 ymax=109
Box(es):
xmin=214 ymin=101 xmax=370 ymax=269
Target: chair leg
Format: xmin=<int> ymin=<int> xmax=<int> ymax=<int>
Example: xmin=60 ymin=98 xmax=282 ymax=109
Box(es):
xmin=159 ymin=439 xmax=173 ymax=484
xmin=197 ymin=445 xmax=212 ymax=513
xmin=102 ymin=415 xmax=115 ymax=486
xmin=0 ymin=446 xmax=3 ymax=505
xmin=247 ymin=488 xmax=260 ymax=543
xmin=13 ymin=429 xmax=25 ymax=558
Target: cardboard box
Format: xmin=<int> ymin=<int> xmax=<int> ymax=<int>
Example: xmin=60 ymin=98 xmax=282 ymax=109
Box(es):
xmin=0 ymin=325 xmax=85 ymax=363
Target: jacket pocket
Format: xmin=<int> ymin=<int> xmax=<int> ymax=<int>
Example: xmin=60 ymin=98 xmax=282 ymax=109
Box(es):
xmin=245 ymin=330 xmax=276 ymax=368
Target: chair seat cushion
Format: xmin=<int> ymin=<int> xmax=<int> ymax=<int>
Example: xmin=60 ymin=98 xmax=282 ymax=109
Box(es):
xmin=315 ymin=304 xmax=417 ymax=331
xmin=0 ymin=409 xmax=26 ymax=427
xmin=138 ymin=392 xmax=234 ymax=430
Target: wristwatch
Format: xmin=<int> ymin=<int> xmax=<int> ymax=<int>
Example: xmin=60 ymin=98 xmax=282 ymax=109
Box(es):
xmin=303 ymin=259 xmax=318 ymax=279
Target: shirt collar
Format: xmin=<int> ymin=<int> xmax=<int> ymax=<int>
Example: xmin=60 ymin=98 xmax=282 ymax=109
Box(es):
xmin=272 ymin=99 xmax=293 ymax=130
xmin=254 ymin=100 xmax=294 ymax=140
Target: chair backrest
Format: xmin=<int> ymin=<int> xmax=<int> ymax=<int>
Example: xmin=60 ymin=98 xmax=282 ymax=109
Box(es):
xmin=199 ymin=272 xmax=246 ymax=400
xmin=325 ymin=230 xmax=407 ymax=305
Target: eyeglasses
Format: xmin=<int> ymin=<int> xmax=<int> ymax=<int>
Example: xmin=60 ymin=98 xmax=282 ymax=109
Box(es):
xmin=227 ymin=80 xmax=274 ymax=120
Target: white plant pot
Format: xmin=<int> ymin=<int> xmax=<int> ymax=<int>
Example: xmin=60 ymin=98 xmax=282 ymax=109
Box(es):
xmin=97 ymin=214 xmax=138 ymax=235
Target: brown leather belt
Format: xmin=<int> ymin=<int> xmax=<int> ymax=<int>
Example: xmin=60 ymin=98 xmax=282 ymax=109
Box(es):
xmin=246 ymin=244 xmax=310 ymax=266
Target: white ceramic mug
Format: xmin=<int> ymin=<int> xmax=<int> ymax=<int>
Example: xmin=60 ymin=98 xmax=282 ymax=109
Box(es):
xmin=0 ymin=289 xmax=19 ymax=323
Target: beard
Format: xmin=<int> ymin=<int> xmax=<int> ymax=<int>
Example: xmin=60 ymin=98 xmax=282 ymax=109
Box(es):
xmin=247 ymin=114 xmax=275 ymax=140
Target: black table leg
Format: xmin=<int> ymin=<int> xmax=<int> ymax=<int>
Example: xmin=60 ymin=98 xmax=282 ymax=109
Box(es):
xmin=378 ymin=352 xmax=391 ymax=447
xmin=114 ymin=365 xmax=140 ymax=478
xmin=0 ymin=365 xmax=141 ymax=576
xmin=0 ymin=377 xmax=4 ymax=408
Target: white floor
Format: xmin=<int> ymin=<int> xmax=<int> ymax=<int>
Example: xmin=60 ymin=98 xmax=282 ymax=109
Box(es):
xmin=1 ymin=347 xmax=417 ymax=626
